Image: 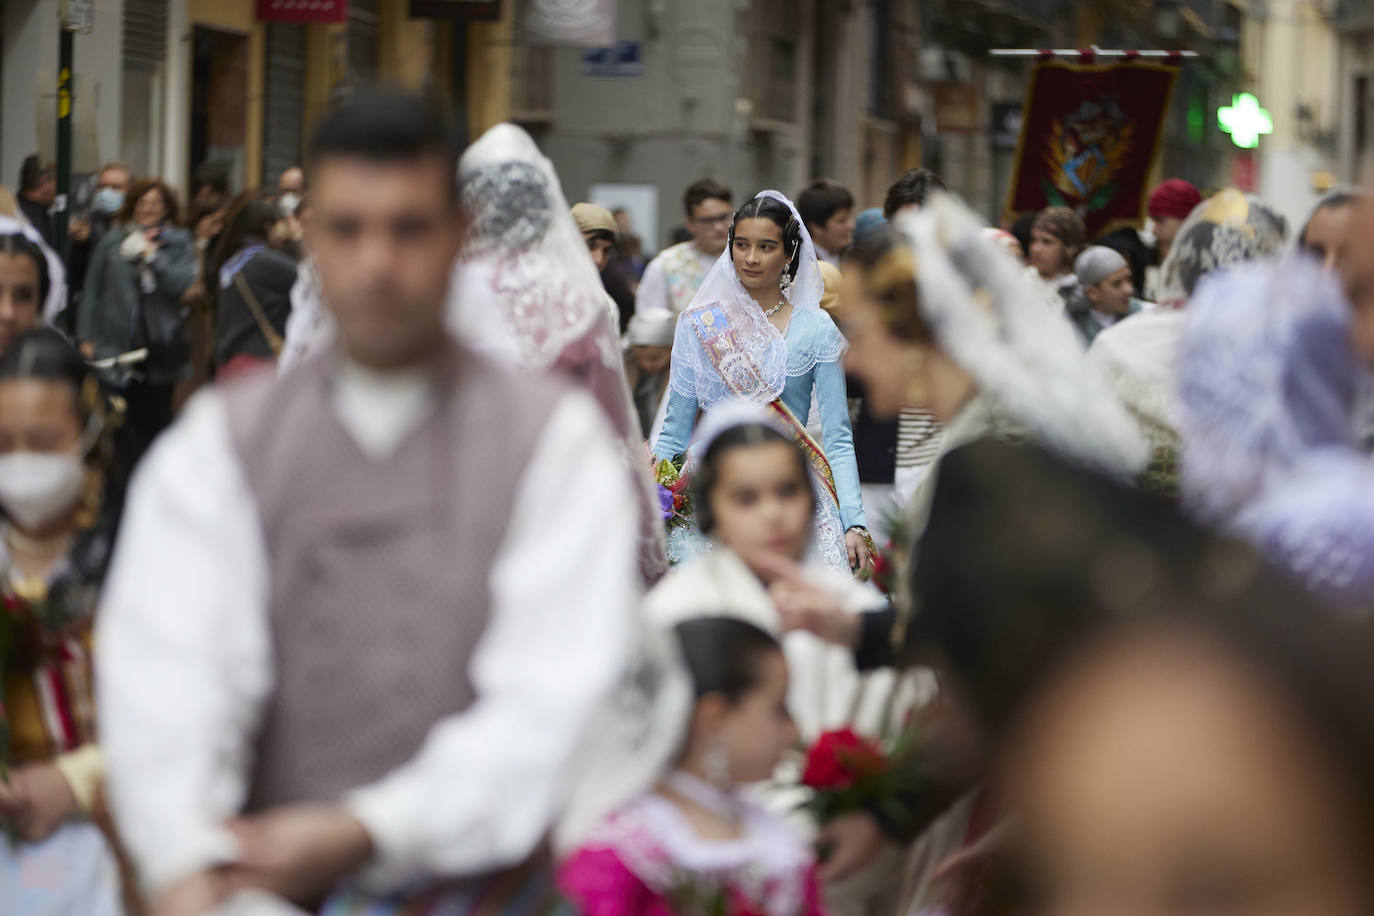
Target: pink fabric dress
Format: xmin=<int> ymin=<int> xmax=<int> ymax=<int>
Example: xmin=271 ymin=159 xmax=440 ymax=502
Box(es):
xmin=558 ymin=793 xmax=826 ymax=916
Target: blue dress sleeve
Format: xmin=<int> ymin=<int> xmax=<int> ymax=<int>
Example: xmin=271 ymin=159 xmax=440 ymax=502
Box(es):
xmin=813 ymin=355 xmax=867 ymax=531
xmin=653 ymin=389 xmax=699 ymax=461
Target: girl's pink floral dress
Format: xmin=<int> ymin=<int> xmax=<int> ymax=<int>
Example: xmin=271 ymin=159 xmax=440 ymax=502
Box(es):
xmin=559 ymin=791 xmax=825 ymax=915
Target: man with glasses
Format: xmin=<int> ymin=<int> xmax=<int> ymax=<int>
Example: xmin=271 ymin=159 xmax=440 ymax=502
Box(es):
xmin=636 ymin=179 xmax=733 ymax=317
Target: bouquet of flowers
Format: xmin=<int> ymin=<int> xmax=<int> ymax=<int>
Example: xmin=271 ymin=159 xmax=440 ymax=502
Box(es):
xmin=665 ymin=878 xmax=768 ymax=916
xmin=654 ymin=455 xmax=695 ymax=531
xmin=799 ymin=725 xmax=927 ymax=831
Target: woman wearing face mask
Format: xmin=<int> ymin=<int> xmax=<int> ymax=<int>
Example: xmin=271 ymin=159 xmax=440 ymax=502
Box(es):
xmin=209 ymin=192 xmax=299 ymax=379
xmin=0 ymin=327 xmax=128 ymax=913
xmin=78 ymin=178 xmax=196 ymax=469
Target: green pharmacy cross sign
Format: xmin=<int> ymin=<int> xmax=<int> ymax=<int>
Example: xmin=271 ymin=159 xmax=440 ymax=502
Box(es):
xmin=1218 ymin=93 xmax=1273 ymax=149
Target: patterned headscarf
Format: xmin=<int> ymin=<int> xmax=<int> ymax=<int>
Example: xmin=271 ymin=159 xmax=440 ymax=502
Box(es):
xmin=1156 ymin=189 xmax=1288 ymax=308
xmin=1179 ymin=256 xmax=1374 ymax=606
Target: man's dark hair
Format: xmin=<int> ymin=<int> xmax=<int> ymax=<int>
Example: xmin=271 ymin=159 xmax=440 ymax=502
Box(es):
xmin=797 ymin=178 xmax=854 ymax=230
xmin=683 ymin=178 xmax=732 ymax=217
xmin=309 ymin=88 xmax=461 ymax=199
xmin=883 ymin=169 xmax=947 ymax=220
xmin=19 ymin=155 xmax=51 ymax=193
xmin=191 ymin=161 xmax=232 ymax=198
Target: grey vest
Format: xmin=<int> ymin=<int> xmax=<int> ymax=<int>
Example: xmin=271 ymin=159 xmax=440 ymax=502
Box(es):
xmin=222 ymin=342 xmax=562 ymax=810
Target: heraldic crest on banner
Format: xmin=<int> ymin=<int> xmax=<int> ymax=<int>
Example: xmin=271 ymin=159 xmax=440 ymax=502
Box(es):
xmin=1005 ymin=60 xmax=1178 ymax=238
xmin=1044 ymin=95 xmax=1135 ymax=213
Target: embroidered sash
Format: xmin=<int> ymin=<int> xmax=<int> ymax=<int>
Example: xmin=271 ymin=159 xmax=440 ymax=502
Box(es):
xmin=687 ymin=305 xmax=840 ymax=509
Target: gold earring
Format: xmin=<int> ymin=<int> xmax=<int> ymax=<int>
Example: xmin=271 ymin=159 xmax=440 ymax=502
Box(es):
xmin=903 ymin=349 xmax=927 ymax=407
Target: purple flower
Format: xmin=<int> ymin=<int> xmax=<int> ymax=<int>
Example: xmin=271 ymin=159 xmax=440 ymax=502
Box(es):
xmin=658 ymin=484 xmax=675 ymax=519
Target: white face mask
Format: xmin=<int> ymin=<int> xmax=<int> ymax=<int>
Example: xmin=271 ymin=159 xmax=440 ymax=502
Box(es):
xmin=279 ymin=193 xmax=301 ymax=217
xmin=0 ymin=451 xmax=86 ymax=531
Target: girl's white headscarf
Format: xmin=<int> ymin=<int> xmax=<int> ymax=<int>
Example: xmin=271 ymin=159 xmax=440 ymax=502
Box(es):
xmin=0 ymin=216 xmax=67 ymax=324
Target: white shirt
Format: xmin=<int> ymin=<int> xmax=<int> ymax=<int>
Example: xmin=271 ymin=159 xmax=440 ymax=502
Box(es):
xmin=96 ymin=360 xmax=639 ymax=898
xmin=635 ymin=243 xmax=718 ymax=317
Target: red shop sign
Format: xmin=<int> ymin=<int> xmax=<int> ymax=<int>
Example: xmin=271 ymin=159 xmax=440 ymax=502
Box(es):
xmin=257 ymin=0 xmax=350 ymax=24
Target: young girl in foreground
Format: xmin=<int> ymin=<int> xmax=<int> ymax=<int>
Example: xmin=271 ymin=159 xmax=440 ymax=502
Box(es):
xmin=558 ymin=616 xmax=825 ymax=915
xmin=645 ymin=401 xmax=917 ymax=742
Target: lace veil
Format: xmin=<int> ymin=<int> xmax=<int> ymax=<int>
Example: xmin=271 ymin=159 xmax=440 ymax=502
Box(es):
xmin=451 ymin=124 xmax=612 ymax=370
xmin=1179 ymin=256 xmax=1360 ymax=524
xmin=668 ymin=190 xmax=842 ymax=409
xmin=1179 ymin=256 xmax=1374 ymax=603
xmin=896 ymin=194 xmax=1150 ymax=480
xmin=1155 ymin=189 xmax=1288 ymax=309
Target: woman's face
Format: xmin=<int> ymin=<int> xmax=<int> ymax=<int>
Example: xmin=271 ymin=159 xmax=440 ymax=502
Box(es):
xmin=0 ymin=253 xmax=41 ymax=354
xmin=838 ymin=282 xmax=918 ymax=418
xmin=716 ymin=649 xmax=798 ymax=784
xmin=839 ymin=269 xmax=976 ymax=423
xmin=0 ymin=377 xmax=82 ymax=457
xmin=709 ymin=440 xmax=812 ymax=571
xmin=1030 ymin=228 xmax=1069 ymax=279
xmin=1005 ymin=629 xmax=1371 ymax=916
xmin=731 ymin=217 xmax=789 ymax=297
xmin=134 ymin=188 xmax=168 ymax=228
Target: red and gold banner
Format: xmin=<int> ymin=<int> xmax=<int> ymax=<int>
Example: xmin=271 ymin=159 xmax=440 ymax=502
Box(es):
xmin=256 ymin=0 xmax=349 ymax=23
xmin=1003 ymin=59 xmax=1179 ymax=238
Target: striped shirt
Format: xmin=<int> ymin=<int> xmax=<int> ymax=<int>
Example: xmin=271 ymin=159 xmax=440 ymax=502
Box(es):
xmin=896 ymin=407 xmax=943 ymax=470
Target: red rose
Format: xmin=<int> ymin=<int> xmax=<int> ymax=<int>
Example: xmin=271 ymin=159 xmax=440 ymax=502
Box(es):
xmin=802 ymin=728 xmax=887 ymax=790
xmin=673 ymin=493 xmax=685 ymax=510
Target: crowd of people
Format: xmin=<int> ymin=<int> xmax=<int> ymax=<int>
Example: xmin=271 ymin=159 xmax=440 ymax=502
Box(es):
xmin=2 ymin=84 xmax=1374 ymax=916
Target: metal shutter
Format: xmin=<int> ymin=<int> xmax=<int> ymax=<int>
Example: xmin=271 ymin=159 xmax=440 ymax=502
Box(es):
xmin=123 ymin=0 xmax=167 ymax=71
xmin=347 ymin=0 xmax=379 ymax=85
xmin=263 ymin=23 xmax=306 ymax=185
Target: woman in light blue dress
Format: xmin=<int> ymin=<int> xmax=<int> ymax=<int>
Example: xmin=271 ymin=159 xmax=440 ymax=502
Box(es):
xmin=652 ymin=190 xmax=871 ymax=574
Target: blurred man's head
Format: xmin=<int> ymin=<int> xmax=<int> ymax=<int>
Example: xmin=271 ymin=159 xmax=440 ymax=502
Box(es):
xmin=798 ymin=178 xmax=855 ymax=255
xmin=1148 ymin=179 xmax=1203 ymax=259
xmin=191 ymin=161 xmax=232 ymax=211
xmin=1076 ymin=246 xmax=1134 ymax=316
xmin=305 ymin=88 xmax=463 ymax=371
xmin=19 ymin=156 xmax=55 ymax=206
xmin=627 ymin=308 xmax=675 ymax=374
xmin=571 ymin=202 xmax=618 ymax=271
xmin=683 ymin=179 xmax=733 ymax=256
xmin=277 ymin=166 xmax=306 ymax=217
xmin=883 ymin=168 xmax=947 ymax=220
xmin=278 ymin=167 xmax=305 ymax=196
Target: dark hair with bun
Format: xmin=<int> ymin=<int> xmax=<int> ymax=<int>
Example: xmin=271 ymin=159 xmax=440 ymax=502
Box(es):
xmin=692 ymin=422 xmax=816 ymax=536
xmin=674 ymin=616 xmax=783 ymax=704
xmin=729 ymin=195 xmax=804 ymax=284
